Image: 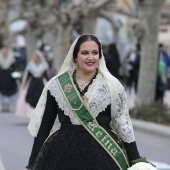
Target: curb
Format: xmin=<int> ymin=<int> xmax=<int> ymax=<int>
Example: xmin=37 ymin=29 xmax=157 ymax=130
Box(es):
xmin=132 ymin=118 xmax=170 ymax=138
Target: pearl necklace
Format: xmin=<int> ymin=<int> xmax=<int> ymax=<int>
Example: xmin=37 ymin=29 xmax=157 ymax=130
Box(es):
xmin=72 ymin=69 xmax=98 ymax=96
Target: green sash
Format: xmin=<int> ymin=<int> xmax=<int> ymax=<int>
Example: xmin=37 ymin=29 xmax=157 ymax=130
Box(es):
xmin=57 ymin=72 xmax=129 ymax=170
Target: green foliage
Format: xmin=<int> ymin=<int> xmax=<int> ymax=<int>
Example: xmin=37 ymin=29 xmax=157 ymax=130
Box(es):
xmin=130 ymin=103 xmax=170 ymax=126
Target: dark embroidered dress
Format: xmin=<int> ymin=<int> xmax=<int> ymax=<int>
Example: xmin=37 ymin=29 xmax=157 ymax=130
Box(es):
xmin=25 ymin=72 xmax=47 ymax=108
xmin=26 ymin=78 xmax=140 ymax=170
xmin=24 ymin=62 xmax=48 ymax=108
xmin=0 ymin=63 xmax=17 ymax=96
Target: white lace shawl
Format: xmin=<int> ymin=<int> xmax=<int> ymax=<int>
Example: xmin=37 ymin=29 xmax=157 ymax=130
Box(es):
xmin=28 ymin=35 xmax=135 ymax=143
xmin=27 ymin=62 xmax=48 ymax=78
xmin=0 ymin=51 xmax=15 ymax=69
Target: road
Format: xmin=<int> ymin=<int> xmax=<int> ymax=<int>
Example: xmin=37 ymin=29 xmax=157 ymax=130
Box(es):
xmin=135 ymin=129 xmax=170 ymax=170
xmin=0 ymin=112 xmax=170 ymax=170
xmin=0 ymin=113 xmax=32 ymax=170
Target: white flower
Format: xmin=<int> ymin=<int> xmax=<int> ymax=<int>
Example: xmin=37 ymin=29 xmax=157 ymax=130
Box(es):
xmin=11 ymin=71 xmax=22 ymax=79
xmin=127 ymin=162 xmax=157 ymax=170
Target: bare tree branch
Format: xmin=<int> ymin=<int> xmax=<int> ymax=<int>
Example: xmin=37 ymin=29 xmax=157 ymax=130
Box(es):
xmin=81 ymin=0 xmax=113 ymax=15
xmin=99 ymin=10 xmax=122 ymax=29
xmin=122 ymin=0 xmax=134 ymax=11
xmin=112 ymin=6 xmax=137 ymax=18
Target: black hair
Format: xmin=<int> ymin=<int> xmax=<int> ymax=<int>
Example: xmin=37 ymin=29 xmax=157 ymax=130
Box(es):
xmin=73 ymin=34 xmax=102 ymax=63
xmin=136 ymin=43 xmax=141 ymax=52
xmin=108 ymin=43 xmax=119 ymax=56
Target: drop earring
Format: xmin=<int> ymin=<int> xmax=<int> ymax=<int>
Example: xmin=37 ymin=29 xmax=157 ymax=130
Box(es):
xmin=75 ymin=59 xmax=79 ymax=69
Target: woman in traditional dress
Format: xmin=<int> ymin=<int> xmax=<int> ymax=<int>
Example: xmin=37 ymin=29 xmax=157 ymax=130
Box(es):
xmin=26 ymin=35 xmax=155 ymax=170
xmin=0 ymin=47 xmax=18 ymax=112
xmin=15 ymin=50 xmax=48 ymax=117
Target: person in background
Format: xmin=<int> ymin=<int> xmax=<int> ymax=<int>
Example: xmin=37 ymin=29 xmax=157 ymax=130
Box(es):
xmin=158 ymin=43 xmax=170 ymax=92
xmin=39 ymin=42 xmax=56 ymax=79
xmin=125 ymin=43 xmax=141 ymax=93
xmin=105 ymin=43 xmax=121 ymax=79
xmin=0 ymin=47 xmax=18 ymax=112
xmin=26 ymin=35 xmax=155 ymax=170
xmin=155 ymin=45 xmax=167 ymax=102
xmin=12 ymin=43 xmax=22 ymax=71
xmin=123 ymin=49 xmax=136 ymax=93
xmin=15 ymin=50 xmax=48 ymax=117
xmin=19 ymin=46 xmax=28 ymax=71
xmin=12 ymin=42 xmax=28 ymax=72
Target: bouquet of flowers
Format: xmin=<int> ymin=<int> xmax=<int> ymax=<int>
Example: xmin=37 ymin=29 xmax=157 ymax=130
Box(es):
xmin=128 ymin=162 xmax=157 ymax=170
xmin=11 ymin=71 xmax=22 ymax=79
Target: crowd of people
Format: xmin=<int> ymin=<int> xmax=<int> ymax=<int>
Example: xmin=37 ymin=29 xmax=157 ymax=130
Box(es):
xmin=0 ymin=42 xmax=55 ymax=114
xmin=122 ymin=42 xmax=170 ymax=103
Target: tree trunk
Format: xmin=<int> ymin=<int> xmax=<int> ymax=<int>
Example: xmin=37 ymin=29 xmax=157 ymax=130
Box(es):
xmin=112 ymin=26 xmax=119 ymax=45
xmin=53 ymin=24 xmax=72 ymax=72
xmin=2 ymin=0 xmax=10 ymax=47
xmin=136 ymin=0 xmax=165 ymax=106
xmin=24 ymin=26 xmax=38 ymax=59
xmin=99 ymin=11 xmax=120 ymax=45
xmin=83 ymin=13 xmax=97 ymax=34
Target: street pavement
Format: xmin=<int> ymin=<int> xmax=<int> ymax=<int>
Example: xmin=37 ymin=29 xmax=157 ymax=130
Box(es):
xmin=0 ymin=113 xmax=32 ymax=170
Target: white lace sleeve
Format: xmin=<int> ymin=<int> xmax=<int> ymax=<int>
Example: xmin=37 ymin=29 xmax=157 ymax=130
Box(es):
xmin=110 ymin=84 xmax=135 ymax=143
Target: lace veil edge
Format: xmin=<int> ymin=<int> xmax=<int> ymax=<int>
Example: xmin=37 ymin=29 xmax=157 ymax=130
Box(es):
xmin=27 ymin=35 xmax=130 ymax=139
